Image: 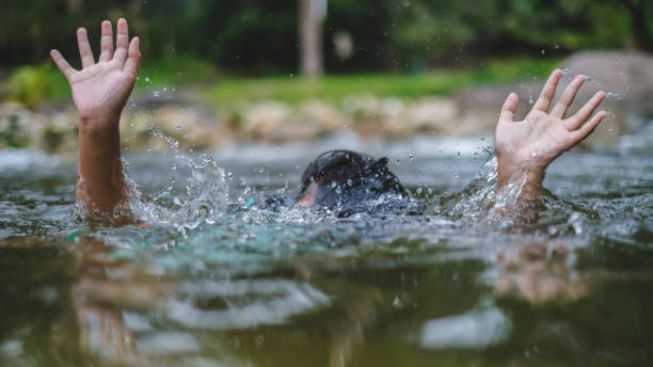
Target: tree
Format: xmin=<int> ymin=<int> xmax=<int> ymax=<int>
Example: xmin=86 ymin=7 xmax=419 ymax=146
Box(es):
xmin=299 ymin=0 xmax=326 ymax=78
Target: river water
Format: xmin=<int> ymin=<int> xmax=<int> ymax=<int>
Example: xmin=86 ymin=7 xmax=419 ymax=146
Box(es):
xmin=0 ymin=129 xmax=652 ymax=367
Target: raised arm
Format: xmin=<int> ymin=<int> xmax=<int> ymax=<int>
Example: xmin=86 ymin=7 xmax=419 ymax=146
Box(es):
xmin=494 ymin=69 xmax=606 ymax=220
xmin=50 ymin=19 xmax=141 ymax=224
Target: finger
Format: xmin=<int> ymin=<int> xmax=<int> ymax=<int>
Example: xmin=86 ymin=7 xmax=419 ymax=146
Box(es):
xmin=551 ymin=75 xmax=586 ymax=118
xmin=98 ymin=20 xmax=114 ymax=62
xmin=50 ymin=49 xmax=76 ymax=80
xmin=566 ymin=91 xmax=606 ymax=130
xmin=532 ymin=69 xmax=562 ymax=112
xmin=499 ymin=92 xmax=519 ymax=122
xmin=123 ymin=37 xmax=142 ymax=79
xmin=571 ymin=111 xmax=606 ymax=142
xmin=76 ymin=28 xmax=95 ymax=68
xmin=113 ymin=18 xmax=129 ymax=64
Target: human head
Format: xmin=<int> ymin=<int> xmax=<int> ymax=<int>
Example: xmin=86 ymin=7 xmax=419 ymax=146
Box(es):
xmin=295 ymin=150 xmax=408 ymax=210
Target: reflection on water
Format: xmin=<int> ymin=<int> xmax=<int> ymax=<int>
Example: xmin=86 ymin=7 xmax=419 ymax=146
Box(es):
xmin=0 ymin=130 xmax=652 ymax=366
xmin=420 ymin=307 xmax=511 ymax=349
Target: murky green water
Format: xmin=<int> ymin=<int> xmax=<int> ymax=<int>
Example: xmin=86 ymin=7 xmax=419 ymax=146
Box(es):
xmin=1 ymin=131 xmax=652 ymax=367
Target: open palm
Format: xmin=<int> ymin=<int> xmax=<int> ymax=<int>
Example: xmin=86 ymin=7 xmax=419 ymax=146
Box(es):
xmin=50 ymin=19 xmax=141 ymax=121
xmin=495 ymin=69 xmax=606 ymax=172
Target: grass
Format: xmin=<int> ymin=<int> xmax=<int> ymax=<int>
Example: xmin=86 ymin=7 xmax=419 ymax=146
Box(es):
xmin=206 ymin=57 xmax=560 ymax=106
xmin=3 ymin=56 xmax=561 ymax=108
xmin=0 ymin=56 xmax=218 ymax=105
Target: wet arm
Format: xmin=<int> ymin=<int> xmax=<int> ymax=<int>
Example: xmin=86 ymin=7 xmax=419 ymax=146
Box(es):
xmin=76 ymin=114 xmax=129 ymax=220
xmin=494 ymin=69 xmax=606 ymax=221
xmin=50 ymin=19 xmax=141 ymax=224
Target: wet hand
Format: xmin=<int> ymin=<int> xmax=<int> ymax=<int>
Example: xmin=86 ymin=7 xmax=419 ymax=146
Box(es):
xmin=495 ymin=69 xmax=606 ymax=187
xmin=50 ymin=19 xmax=141 ymax=125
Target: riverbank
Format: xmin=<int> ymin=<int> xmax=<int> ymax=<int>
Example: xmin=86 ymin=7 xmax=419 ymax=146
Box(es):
xmin=1 ymin=52 xmax=651 ymax=153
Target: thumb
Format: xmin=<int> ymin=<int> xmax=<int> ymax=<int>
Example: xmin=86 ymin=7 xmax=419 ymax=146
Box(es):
xmin=499 ymin=92 xmax=519 ymax=122
xmin=123 ymin=37 xmax=142 ymax=80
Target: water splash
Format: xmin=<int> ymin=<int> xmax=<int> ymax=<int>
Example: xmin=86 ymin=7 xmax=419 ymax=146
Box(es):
xmin=124 ymin=127 xmax=229 ymax=235
xmin=439 ymin=156 xmax=596 ymax=235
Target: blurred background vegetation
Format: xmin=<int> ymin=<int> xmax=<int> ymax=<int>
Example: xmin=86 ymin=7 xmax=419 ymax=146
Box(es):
xmin=0 ymin=0 xmax=651 ymax=107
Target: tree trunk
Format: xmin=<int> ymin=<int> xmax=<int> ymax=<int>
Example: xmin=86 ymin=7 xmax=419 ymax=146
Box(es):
xmin=299 ymin=0 xmax=324 ymax=79
xmin=68 ymin=0 xmax=83 ymax=13
xmin=627 ymin=0 xmax=653 ymax=51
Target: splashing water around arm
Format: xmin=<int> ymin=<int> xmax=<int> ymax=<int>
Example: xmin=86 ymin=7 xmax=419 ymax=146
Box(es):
xmin=50 ymin=19 xmax=142 ymax=225
xmin=493 ymin=69 xmax=607 ymax=223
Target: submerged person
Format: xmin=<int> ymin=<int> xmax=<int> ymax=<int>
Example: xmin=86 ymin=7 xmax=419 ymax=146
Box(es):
xmin=50 ymin=19 xmax=607 ymax=225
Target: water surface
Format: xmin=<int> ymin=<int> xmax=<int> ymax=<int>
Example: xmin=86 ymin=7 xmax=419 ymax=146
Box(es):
xmin=1 ymin=131 xmax=652 ymax=367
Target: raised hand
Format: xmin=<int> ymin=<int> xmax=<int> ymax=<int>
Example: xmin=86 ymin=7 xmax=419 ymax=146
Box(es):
xmin=49 ymin=19 xmax=141 ymax=224
xmin=495 ymin=69 xmax=606 ymax=189
xmin=50 ymin=19 xmax=141 ymax=125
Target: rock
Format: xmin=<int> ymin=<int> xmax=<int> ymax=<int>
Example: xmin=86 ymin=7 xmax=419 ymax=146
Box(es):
xmin=342 ymin=94 xmax=459 ymax=139
xmin=298 ymin=100 xmax=348 ymax=132
xmin=0 ymin=103 xmax=77 ymax=152
xmin=454 ymin=51 xmax=653 ymax=148
xmin=239 ymin=101 xmax=324 ymax=143
xmin=408 ymin=97 xmax=459 ymax=133
xmin=154 ymin=105 xmax=223 ymax=149
xmin=561 ymin=50 xmax=653 ymax=122
xmin=454 ymin=82 xmax=543 ymax=135
xmin=241 ymin=101 xmax=291 ymax=141
xmin=341 ymin=95 xmax=415 ymax=138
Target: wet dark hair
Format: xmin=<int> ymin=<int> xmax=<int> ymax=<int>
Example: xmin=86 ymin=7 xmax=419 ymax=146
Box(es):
xmin=297 ymin=149 xmax=409 ymax=210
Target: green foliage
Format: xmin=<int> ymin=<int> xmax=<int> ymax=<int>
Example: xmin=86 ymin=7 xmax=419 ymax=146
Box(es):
xmin=35 ymin=55 xmax=218 ymax=101
xmin=471 ymin=57 xmax=561 ymax=84
xmin=388 ymin=0 xmax=634 ymax=67
xmin=1 ymin=0 xmax=650 ymax=74
xmin=206 ymin=57 xmax=557 ymax=106
xmin=0 ymin=116 xmax=29 ymax=148
xmin=137 ymin=56 xmax=217 ymax=86
xmin=7 ymin=64 xmax=54 ymax=109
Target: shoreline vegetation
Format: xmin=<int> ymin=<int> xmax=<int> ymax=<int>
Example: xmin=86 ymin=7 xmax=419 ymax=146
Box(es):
xmin=4 ymin=56 xmax=559 ymax=105
xmin=1 ymin=53 xmax=650 ymax=153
